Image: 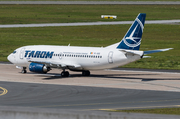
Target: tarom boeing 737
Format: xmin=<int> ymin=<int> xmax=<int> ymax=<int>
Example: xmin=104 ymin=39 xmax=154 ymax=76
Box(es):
xmin=7 ymin=13 xmax=172 ymax=77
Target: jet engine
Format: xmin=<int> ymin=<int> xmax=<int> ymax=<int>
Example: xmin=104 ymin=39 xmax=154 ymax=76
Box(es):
xmin=29 ymin=62 xmax=50 ymax=73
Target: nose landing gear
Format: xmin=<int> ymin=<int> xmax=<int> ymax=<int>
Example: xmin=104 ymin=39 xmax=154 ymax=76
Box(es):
xmin=21 ymin=67 xmax=27 ymax=74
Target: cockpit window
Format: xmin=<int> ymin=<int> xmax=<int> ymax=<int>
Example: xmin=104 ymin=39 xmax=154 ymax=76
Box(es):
xmin=13 ymin=51 xmax=16 ymax=54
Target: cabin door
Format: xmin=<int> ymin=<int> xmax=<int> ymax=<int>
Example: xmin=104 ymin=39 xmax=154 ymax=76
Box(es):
xmin=19 ymin=48 xmax=25 ymax=60
xmin=108 ymin=51 xmax=113 ymax=64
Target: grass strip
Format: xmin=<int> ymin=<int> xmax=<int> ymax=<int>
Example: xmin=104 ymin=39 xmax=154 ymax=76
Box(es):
xmin=0 ymin=5 xmax=180 ymax=24
xmin=112 ymin=108 xmax=180 ymax=115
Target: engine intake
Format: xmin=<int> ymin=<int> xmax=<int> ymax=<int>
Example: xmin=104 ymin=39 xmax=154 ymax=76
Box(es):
xmin=29 ymin=62 xmax=50 ymax=73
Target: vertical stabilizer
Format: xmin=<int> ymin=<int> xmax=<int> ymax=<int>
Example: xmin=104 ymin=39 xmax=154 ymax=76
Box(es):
xmin=116 ymin=13 xmax=146 ymax=50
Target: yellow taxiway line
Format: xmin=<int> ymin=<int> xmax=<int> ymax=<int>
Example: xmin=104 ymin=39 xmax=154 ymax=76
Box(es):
xmin=0 ymin=87 xmax=8 ymax=96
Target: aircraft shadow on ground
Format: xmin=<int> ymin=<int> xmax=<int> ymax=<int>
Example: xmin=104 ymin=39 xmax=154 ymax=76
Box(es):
xmin=30 ymin=72 xmax=180 ymax=81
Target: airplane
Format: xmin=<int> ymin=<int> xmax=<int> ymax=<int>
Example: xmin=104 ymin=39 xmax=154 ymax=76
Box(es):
xmin=7 ymin=13 xmax=172 ymax=77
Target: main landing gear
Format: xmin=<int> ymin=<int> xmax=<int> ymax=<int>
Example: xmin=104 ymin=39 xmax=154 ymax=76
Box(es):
xmin=61 ymin=70 xmax=90 ymax=77
xmin=82 ymin=70 xmax=90 ymax=76
xmin=21 ymin=67 xmax=27 ymax=74
xmin=61 ymin=70 xmax=69 ymax=77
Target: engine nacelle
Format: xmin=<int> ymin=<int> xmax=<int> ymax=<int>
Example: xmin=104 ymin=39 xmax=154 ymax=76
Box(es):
xmin=29 ymin=62 xmax=50 ymax=73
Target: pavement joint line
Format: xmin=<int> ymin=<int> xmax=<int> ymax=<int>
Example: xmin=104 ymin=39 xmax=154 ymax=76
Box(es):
xmin=106 ymin=69 xmax=180 ymax=74
xmin=35 ymin=99 xmax=180 ymax=108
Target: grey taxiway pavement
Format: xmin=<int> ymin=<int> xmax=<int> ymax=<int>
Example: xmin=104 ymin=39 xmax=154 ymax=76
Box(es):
xmin=1 ymin=20 xmax=180 ymax=28
xmin=1 ymin=64 xmax=180 ymax=111
xmin=1 ymin=81 xmax=180 ymax=110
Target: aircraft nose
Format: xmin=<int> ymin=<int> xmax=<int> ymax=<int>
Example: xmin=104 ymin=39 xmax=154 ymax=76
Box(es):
xmin=7 ymin=54 xmax=14 ymax=63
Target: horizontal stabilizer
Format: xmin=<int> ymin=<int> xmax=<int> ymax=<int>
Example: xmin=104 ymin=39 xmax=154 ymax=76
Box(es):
xmin=120 ymin=49 xmax=144 ymax=56
xmin=144 ymin=48 xmax=173 ymax=55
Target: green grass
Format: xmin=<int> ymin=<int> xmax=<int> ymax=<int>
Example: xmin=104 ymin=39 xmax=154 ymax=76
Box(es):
xmin=112 ymin=108 xmax=180 ymax=115
xmin=0 ymin=5 xmax=180 ymax=24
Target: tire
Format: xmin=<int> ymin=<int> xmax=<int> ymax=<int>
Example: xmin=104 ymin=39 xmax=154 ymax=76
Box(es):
xmin=21 ymin=70 xmax=27 ymax=74
xmin=61 ymin=71 xmax=69 ymax=77
xmin=82 ymin=70 xmax=90 ymax=76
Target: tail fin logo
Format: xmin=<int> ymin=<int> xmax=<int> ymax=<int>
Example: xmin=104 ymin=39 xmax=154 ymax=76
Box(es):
xmin=117 ymin=13 xmax=146 ymax=50
xmin=123 ymin=18 xmax=143 ymax=48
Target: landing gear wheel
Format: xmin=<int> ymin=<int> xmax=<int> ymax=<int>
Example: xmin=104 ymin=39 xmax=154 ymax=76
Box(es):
xmin=61 ymin=71 xmax=69 ymax=77
xmin=21 ymin=70 xmax=27 ymax=74
xmin=82 ymin=70 xmax=90 ymax=76
xmin=21 ymin=67 xmax=27 ymax=74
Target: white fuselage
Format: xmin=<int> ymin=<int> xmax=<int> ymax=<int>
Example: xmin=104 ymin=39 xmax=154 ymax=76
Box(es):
xmin=7 ymin=14 xmax=172 ymax=76
xmin=8 ymin=45 xmax=143 ymax=71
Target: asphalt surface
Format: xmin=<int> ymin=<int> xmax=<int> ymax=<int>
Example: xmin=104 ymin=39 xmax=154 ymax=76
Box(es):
xmin=1 ymin=81 xmax=180 ymax=110
xmin=1 ymin=64 xmax=180 ymax=111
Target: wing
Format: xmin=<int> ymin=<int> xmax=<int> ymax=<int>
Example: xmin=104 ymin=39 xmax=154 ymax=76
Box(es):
xmin=28 ymin=60 xmax=82 ymax=69
xmin=144 ymin=48 xmax=173 ymax=55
